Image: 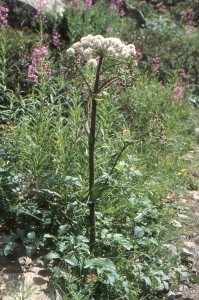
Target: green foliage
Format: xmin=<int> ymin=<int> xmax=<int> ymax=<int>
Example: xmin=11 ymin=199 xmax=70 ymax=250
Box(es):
xmin=0 ymin=0 xmax=199 ymax=299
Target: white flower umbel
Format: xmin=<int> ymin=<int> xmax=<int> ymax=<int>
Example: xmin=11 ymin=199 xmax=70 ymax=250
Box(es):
xmin=66 ymin=47 xmax=75 ymax=56
xmin=66 ymin=34 xmax=136 ymax=63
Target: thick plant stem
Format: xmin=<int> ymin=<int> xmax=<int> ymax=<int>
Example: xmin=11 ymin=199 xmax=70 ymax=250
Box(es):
xmin=89 ymin=56 xmax=103 ymax=252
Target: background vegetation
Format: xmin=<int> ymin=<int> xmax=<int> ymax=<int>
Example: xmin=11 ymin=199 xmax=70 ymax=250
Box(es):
xmin=1 ymin=0 xmax=199 ymax=299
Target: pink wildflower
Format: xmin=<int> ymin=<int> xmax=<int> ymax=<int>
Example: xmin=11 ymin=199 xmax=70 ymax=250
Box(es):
xmin=70 ymin=0 xmax=81 ymax=11
xmin=136 ymin=51 xmax=142 ymax=61
xmin=180 ymin=69 xmax=186 ymax=78
xmin=186 ymin=26 xmax=197 ymax=35
xmin=120 ymin=9 xmax=125 ymax=17
xmin=174 ymin=85 xmax=183 ymax=99
xmin=53 ymin=30 xmax=62 ymax=48
xmin=152 ymin=55 xmax=160 ymax=76
xmin=110 ymin=1 xmax=117 ymax=12
xmin=27 ymin=46 xmax=51 ymax=83
xmin=157 ymin=2 xmax=166 ymax=14
xmin=84 ymin=0 xmax=92 ymax=10
xmin=0 ymin=3 xmax=9 ymax=28
xmin=139 ymin=0 xmax=146 ymax=5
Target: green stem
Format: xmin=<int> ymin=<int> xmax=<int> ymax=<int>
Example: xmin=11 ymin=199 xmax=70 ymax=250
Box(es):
xmin=89 ymin=56 xmax=103 ymax=252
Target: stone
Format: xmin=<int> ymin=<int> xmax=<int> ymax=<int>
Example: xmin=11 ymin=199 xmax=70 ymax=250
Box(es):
xmin=3 ymin=0 xmax=66 ymax=29
xmin=170 ymin=219 xmax=182 ymax=228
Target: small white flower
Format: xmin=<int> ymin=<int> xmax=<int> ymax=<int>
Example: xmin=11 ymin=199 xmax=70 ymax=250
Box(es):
xmin=81 ymin=40 xmax=90 ymax=48
xmin=83 ymin=47 xmax=93 ymax=58
xmin=87 ymin=58 xmax=97 ymax=68
xmin=107 ymin=47 xmax=115 ymax=56
xmin=121 ymin=50 xmax=131 ymax=59
xmin=72 ymin=42 xmax=81 ymax=50
xmin=66 ymin=47 xmax=75 ymax=56
xmin=93 ymin=39 xmax=101 ymax=49
xmin=126 ymin=44 xmax=136 ymax=56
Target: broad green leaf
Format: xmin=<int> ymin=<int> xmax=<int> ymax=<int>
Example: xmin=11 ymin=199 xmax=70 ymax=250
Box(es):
xmin=4 ymin=244 xmax=17 ymax=256
xmin=26 ymin=244 xmax=37 ymax=257
xmin=62 ymin=176 xmax=82 ymax=186
xmin=91 ymin=182 xmax=109 ymax=201
xmin=134 ymin=226 xmax=145 ymax=239
xmin=43 ymin=233 xmax=54 ymax=238
xmin=163 ymin=281 xmax=169 ymax=291
xmin=45 ymin=252 xmax=60 ymax=260
xmin=141 ymin=276 xmax=151 ymax=287
xmin=76 ymin=235 xmax=89 ymax=243
xmin=111 ymin=234 xmax=132 ymax=250
xmin=58 ymin=225 xmax=68 ymax=236
xmin=27 ymin=231 xmax=35 ymax=240
xmin=64 ymin=254 xmax=78 ymax=266
xmin=16 ymin=229 xmax=25 ymax=238
xmin=101 ymin=229 xmax=109 ymax=238
xmin=84 ymin=258 xmax=116 ymax=270
xmin=128 ymin=197 xmax=136 ymax=207
xmin=106 ymin=273 xmax=117 ymax=285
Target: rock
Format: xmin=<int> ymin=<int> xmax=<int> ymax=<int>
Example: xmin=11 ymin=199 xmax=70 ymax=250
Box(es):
xmin=181 ymin=247 xmax=194 ymax=256
xmin=170 ymin=219 xmax=182 ymax=228
xmin=3 ymin=0 xmax=66 ymax=29
xmin=167 ymin=291 xmax=176 ymax=300
xmin=187 ymin=190 xmax=199 ymax=201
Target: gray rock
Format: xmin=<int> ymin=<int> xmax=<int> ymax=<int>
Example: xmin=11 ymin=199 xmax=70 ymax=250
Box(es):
xmin=3 ymin=0 xmax=66 ymax=29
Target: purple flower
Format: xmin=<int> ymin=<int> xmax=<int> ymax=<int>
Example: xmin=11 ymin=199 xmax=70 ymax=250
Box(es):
xmin=174 ymin=85 xmax=183 ymax=99
xmin=0 ymin=3 xmax=9 ymax=28
xmin=53 ymin=30 xmax=62 ymax=48
xmin=27 ymin=46 xmax=51 ymax=83
xmin=84 ymin=0 xmax=92 ymax=10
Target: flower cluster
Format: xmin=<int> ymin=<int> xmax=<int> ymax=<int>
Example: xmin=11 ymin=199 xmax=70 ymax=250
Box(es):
xmin=152 ymin=55 xmax=160 ymax=76
xmin=66 ymin=34 xmax=136 ymax=67
xmin=35 ymin=0 xmax=48 ymax=22
xmin=173 ymin=84 xmax=183 ymax=100
xmin=156 ymin=2 xmax=166 ymax=14
xmin=53 ymin=30 xmax=62 ymax=48
xmin=0 ymin=3 xmax=9 ymax=29
xmin=27 ymin=46 xmax=51 ymax=83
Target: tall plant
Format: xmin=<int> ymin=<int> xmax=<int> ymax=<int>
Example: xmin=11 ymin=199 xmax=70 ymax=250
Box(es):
xmin=66 ymin=34 xmax=138 ymax=251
